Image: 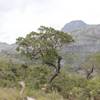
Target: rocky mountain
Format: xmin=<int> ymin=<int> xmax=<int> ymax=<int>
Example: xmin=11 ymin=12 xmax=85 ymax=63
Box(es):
xmin=62 ymin=20 xmax=88 ymax=32
xmin=62 ymin=20 xmax=100 ymax=67
xmin=62 ymin=21 xmax=100 ymax=52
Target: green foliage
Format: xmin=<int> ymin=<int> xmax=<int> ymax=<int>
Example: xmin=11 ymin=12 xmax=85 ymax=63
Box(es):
xmin=16 ymin=26 xmax=73 ymax=83
xmin=26 ymin=65 xmax=51 ymax=89
xmin=0 ymin=56 xmax=51 ymax=89
xmin=51 ymin=71 xmax=87 ymax=99
xmin=16 ymin=26 xmax=73 ymax=64
xmin=80 ymin=52 xmax=100 ymax=77
xmin=0 ymin=55 xmax=100 ymax=99
xmin=1 ymin=26 xmax=100 ymax=99
xmin=86 ymin=77 xmax=100 ymax=97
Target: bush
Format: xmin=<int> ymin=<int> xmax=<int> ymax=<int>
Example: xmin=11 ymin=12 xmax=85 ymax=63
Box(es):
xmin=51 ymin=70 xmax=87 ymax=99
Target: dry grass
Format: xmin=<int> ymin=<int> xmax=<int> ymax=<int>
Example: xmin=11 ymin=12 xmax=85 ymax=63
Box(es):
xmin=0 ymin=88 xmax=64 ymax=100
xmin=31 ymin=90 xmax=64 ymax=100
xmin=0 ymin=88 xmax=20 ymax=100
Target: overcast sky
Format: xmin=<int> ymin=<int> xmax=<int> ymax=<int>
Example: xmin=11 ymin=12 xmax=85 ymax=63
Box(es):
xmin=0 ymin=0 xmax=100 ymax=44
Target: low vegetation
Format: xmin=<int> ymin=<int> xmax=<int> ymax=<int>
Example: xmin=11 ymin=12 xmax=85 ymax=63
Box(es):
xmin=0 ymin=26 xmax=100 ymax=100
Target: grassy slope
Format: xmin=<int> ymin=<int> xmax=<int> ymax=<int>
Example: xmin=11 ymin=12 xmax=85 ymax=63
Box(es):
xmin=0 ymin=88 xmax=64 ymax=100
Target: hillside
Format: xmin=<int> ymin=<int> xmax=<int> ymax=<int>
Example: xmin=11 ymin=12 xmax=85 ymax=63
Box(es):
xmin=0 ymin=23 xmax=100 ymax=100
xmin=62 ymin=21 xmax=100 ymax=67
xmin=63 ymin=25 xmax=100 ymax=52
xmin=0 ymin=42 xmax=16 ymax=54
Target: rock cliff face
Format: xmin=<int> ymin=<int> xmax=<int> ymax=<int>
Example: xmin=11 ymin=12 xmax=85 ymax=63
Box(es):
xmin=62 ymin=21 xmax=100 ymax=53
xmin=62 ymin=20 xmax=87 ymax=32
xmin=62 ymin=20 xmax=100 ymax=67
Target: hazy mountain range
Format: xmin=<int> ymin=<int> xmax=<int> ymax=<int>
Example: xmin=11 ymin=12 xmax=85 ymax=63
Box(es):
xmin=0 ymin=20 xmax=100 ymax=66
xmin=62 ymin=20 xmax=100 ymax=53
xmin=0 ymin=42 xmax=16 ymax=54
xmin=61 ymin=20 xmax=100 ymax=67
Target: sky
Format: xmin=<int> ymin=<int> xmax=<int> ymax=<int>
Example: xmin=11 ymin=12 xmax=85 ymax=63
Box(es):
xmin=0 ymin=0 xmax=100 ymax=44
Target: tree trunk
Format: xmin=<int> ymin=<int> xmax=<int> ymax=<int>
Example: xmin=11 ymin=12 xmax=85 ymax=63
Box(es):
xmin=49 ymin=56 xmax=62 ymax=83
xmin=86 ymin=65 xmax=94 ymax=80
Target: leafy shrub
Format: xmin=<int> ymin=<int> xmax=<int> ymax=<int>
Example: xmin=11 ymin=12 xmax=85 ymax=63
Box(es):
xmin=51 ymin=70 xmax=87 ymax=99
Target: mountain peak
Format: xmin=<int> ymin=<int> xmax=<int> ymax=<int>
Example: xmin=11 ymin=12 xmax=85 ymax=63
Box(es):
xmin=62 ymin=20 xmax=87 ymax=32
xmin=69 ymin=20 xmax=86 ymax=24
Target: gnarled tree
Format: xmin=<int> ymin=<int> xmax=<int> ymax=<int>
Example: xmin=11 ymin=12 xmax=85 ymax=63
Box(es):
xmin=16 ymin=26 xmax=73 ymax=83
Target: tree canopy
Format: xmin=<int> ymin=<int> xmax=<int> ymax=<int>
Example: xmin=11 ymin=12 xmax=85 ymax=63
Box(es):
xmin=16 ymin=26 xmax=73 ymax=82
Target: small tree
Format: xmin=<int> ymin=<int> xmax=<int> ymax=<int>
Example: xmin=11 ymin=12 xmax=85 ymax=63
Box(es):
xmin=16 ymin=26 xmax=73 ymax=83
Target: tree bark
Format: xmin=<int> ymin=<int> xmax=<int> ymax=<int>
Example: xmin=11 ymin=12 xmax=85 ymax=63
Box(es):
xmin=49 ymin=56 xmax=62 ymax=83
xmin=86 ymin=64 xmax=94 ymax=80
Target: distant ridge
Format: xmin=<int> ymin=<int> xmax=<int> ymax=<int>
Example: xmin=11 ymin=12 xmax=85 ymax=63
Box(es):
xmin=62 ymin=20 xmax=88 ymax=32
xmin=0 ymin=42 xmax=17 ymax=54
xmin=61 ymin=20 xmax=100 ymax=67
